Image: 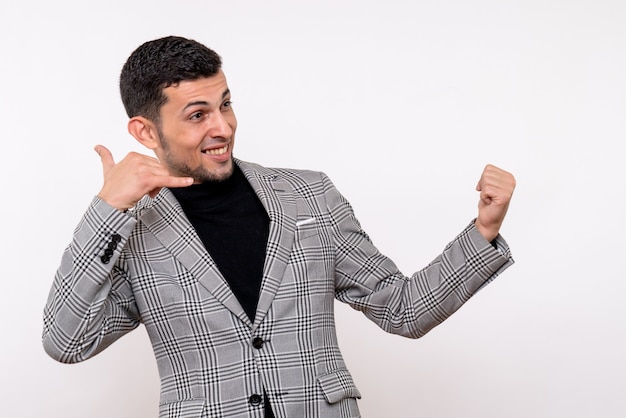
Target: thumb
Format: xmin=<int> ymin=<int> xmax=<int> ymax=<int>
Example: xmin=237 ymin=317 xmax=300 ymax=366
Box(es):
xmin=475 ymin=178 xmax=481 ymax=192
xmin=94 ymin=145 xmax=115 ymax=174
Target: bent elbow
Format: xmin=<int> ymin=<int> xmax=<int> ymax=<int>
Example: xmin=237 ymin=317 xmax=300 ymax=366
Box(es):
xmin=42 ymin=334 xmax=85 ymax=364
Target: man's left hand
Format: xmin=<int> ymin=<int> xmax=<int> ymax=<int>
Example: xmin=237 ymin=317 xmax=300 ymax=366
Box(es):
xmin=474 ymin=164 xmax=516 ymax=242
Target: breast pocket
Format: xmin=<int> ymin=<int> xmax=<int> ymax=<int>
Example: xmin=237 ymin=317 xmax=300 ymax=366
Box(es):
xmin=295 ymin=217 xmax=321 ymax=241
xmin=290 ymin=215 xmax=333 ymax=277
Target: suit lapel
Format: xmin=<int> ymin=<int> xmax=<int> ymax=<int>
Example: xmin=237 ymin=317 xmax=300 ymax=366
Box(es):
xmin=139 ymin=189 xmax=251 ymax=326
xmin=238 ymin=161 xmax=297 ymax=331
xmin=138 ymin=161 xmax=296 ymax=331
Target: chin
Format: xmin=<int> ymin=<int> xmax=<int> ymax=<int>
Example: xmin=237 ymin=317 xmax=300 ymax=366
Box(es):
xmin=198 ymin=160 xmax=234 ymax=183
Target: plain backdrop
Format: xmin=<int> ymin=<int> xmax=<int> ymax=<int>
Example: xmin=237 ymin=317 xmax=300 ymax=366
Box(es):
xmin=1 ymin=1 xmax=625 ymax=417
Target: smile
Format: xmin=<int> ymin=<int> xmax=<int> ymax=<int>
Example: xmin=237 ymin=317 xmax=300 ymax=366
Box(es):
xmin=203 ymin=145 xmax=228 ymax=156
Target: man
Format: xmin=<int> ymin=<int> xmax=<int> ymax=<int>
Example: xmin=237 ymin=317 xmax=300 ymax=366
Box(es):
xmin=43 ymin=36 xmax=515 ymax=418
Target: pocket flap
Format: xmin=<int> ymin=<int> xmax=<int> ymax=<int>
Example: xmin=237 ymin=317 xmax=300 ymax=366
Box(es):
xmin=317 ymin=369 xmax=362 ymax=404
xmin=159 ymin=399 xmax=206 ymax=418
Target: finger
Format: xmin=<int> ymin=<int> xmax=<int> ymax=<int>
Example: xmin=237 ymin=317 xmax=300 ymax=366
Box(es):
xmin=94 ymin=145 xmax=115 ymax=173
xmin=122 ymin=154 xmax=193 ymax=188
xmin=139 ymin=170 xmax=194 ymax=191
xmin=146 ymin=176 xmax=193 ymax=198
xmin=476 ymin=164 xmax=492 ymax=191
xmin=159 ymin=175 xmax=194 ymax=189
xmin=141 ymin=157 xmax=195 ymax=186
xmin=479 ymin=189 xmax=493 ymax=205
xmin=477 ymin=164 xmax=510 ymax=191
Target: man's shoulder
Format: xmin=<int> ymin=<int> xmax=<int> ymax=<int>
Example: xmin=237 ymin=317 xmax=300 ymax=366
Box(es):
xmin=236 ymin=159 xmax=327 ymax=185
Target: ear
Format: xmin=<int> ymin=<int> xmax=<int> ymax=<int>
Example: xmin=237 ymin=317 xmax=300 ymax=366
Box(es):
xmin=128 ymin=116 xmax=160 ymax=150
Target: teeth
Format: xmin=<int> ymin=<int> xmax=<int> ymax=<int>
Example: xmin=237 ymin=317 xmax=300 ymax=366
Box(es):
xmin=205 ymin=145 xmax=228 ymax=155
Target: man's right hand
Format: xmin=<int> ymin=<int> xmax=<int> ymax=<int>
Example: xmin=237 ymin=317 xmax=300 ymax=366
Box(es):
xmin=94 ymin=145 xmax=193 ymax=211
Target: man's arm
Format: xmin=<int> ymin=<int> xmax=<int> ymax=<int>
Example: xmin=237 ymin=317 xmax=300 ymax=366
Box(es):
xmin=42 ymin=198 xmax=139 ymax=363
xmin=325 ymin=165 xmax=515 ymax=338
xmin=42 ymin=145 xmax=194 ymax=362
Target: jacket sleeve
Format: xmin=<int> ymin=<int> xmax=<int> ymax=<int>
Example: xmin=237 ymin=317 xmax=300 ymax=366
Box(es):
xmin=323 ymin=173 xmax=514 ymax=338
xmin=42 ymin=197 xmax=141 ymax=363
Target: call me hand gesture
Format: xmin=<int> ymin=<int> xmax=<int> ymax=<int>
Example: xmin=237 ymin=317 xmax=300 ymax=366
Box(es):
xmin=94 ymin=144 xmax=193 ymax=211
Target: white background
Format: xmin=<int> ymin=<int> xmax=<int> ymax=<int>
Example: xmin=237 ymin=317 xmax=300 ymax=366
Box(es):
xmin=1 ymin=1 xmax=625 ymax=417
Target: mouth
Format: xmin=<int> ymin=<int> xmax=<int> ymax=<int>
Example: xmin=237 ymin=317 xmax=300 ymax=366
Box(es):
xmin=202 ymin=144 xmax=229 ymax=156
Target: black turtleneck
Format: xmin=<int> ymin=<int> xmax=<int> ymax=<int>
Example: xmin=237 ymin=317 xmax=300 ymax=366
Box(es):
xmin=170 ymin=165 xmax=270 ymax=322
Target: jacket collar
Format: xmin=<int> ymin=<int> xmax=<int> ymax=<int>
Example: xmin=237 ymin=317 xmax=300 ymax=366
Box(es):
xmin=137 ymin=159 xmax=296 ymax=331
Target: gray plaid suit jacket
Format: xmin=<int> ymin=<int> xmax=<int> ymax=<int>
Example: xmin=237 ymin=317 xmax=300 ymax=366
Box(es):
xmin=43 ymin=159 xmax=513 ymax=418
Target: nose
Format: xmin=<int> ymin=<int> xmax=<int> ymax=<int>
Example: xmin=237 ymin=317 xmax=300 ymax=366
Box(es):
xmin=209 ymin=111 xmax=234 ymax=139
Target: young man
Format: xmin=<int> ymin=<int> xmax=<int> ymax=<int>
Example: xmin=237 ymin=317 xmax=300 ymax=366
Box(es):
xmin=43 ymin=36 xmax=515 ymax=418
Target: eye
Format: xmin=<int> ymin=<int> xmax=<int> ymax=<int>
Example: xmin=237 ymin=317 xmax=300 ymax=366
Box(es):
xmin=221 ymin=100 xmax=233 ymax=110
xmin=189 ymin=111 xmax=204 ymax=120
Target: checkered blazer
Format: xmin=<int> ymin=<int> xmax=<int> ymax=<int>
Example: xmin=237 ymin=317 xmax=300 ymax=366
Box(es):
xmin=43 ymin=160 xmax=513 ymax=418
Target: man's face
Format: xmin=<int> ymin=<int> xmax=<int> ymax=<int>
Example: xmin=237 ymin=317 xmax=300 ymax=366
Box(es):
xmin=154 ymin=70 xmax=237 ymax=183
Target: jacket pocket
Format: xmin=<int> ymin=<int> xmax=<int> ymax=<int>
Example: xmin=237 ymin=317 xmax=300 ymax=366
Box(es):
xmin=295 ymin=220 xmax=321 ymax=241
xmin=159 ymin=399 xmax=206 ymax=418
xmin=317 ymin=369 xmax=362 ymax=404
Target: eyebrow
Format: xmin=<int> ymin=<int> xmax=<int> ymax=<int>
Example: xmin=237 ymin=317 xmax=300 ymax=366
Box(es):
xmin=183 ymin=89 xmax=231 ymax=111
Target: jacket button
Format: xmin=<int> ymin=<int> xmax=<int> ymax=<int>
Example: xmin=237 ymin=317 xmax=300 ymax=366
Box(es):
xmin=252 ymin=337 xmax=264 ymax=349
xmin=249 ymin=394 xmax=262 ymax=406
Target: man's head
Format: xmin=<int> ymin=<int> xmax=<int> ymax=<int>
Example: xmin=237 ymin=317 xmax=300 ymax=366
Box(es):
xmin=120 ymin=36 xmax=222 ymax=122
xmin=121 ymin=36 xmax=237 ymax=183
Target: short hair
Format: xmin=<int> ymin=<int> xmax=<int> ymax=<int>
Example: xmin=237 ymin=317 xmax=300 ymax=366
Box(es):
xmin=119 ymin=36 xmax=222 ymax=122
